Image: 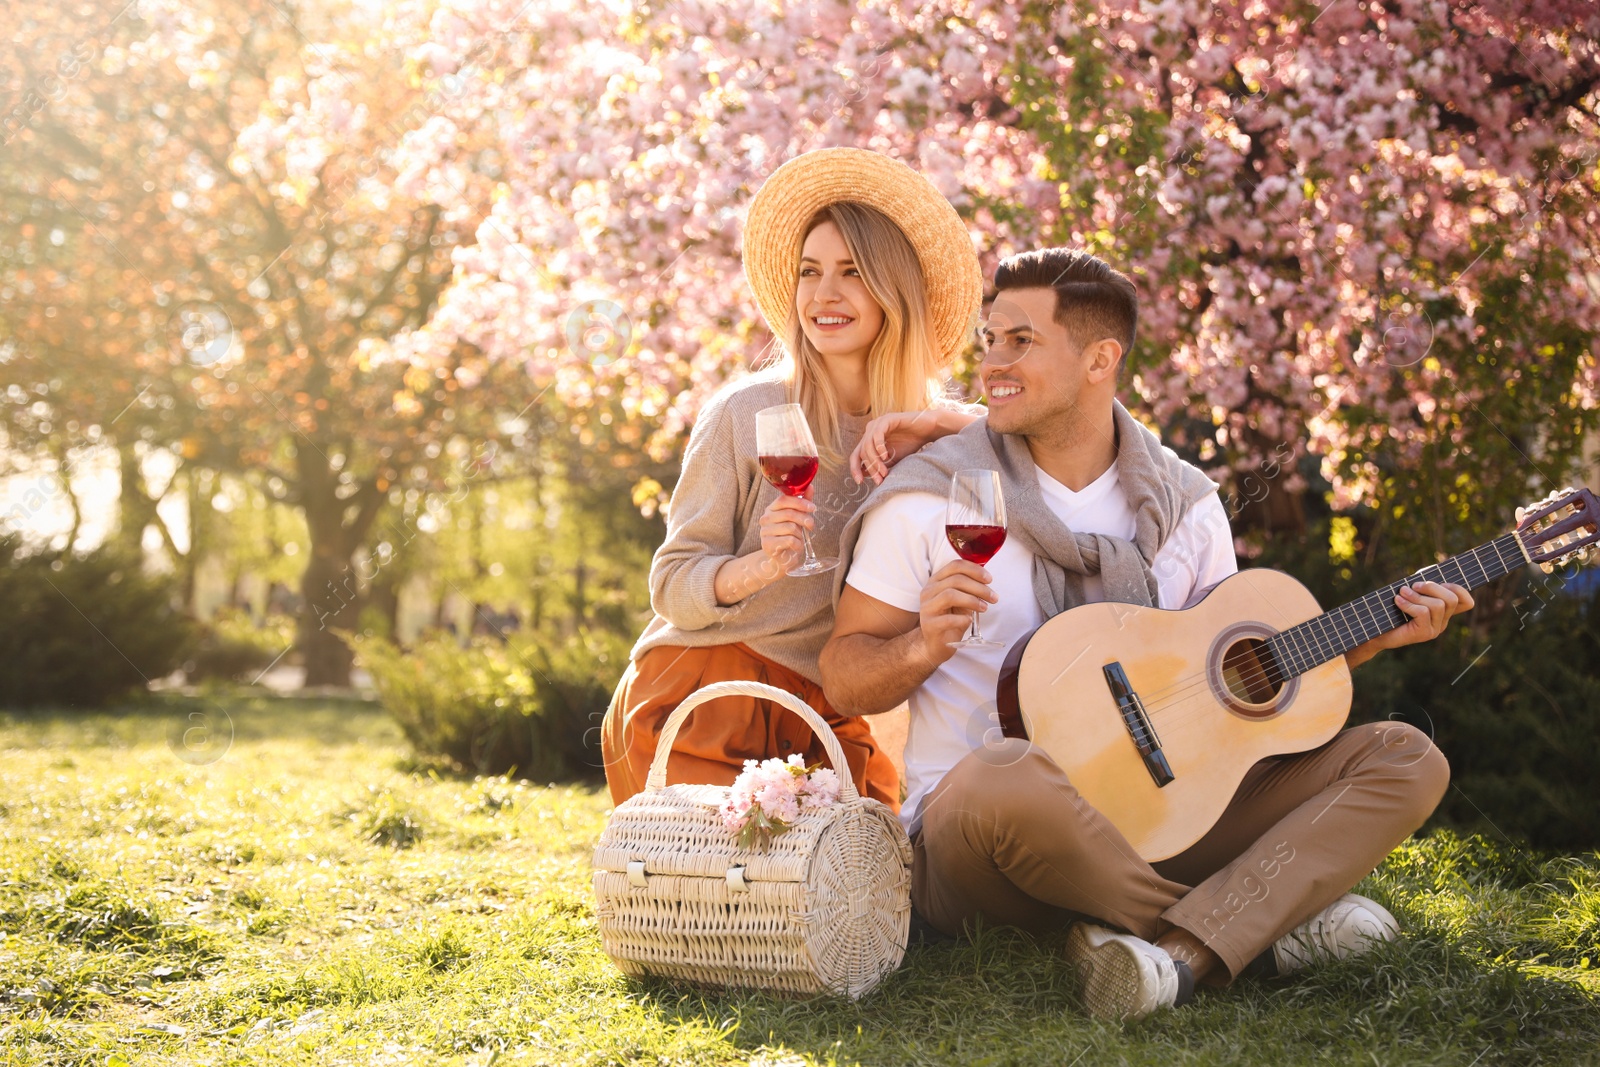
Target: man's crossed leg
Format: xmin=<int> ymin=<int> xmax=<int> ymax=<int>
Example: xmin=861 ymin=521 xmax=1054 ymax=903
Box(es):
xmin=912 ymin=722 xmax=1449 ymax=1017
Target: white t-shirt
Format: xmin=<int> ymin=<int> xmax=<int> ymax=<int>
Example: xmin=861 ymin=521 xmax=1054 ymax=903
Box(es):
xmin=845 ymin=463 xmax=1238 ymax=834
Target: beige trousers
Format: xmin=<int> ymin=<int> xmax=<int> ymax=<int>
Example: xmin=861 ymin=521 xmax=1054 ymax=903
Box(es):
xmin=911 ymin=722 xmax=1449 ymax=980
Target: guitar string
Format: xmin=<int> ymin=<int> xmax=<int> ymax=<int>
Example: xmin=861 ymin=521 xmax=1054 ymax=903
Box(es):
xmin=1024 ymin=610 xmax=1365 ymax=739
xmin=1132 ymin=551 xmax=1502 ymax=719
xmin=1133 ymin=537 xmax=1517 ymax=708
xmin=1040 ymin=539 xmax=1522 ymax=731
xmin=1139 ymin=537 xmax=1523 ymax=723
xmin=1027 ymin=531 xmax=1589 ymax=746
xmin=1100 ymin=582 xmax=1415 ymax=717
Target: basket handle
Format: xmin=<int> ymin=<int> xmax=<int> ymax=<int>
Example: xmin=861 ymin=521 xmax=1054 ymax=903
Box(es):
xmin=643 ymin=679 xmax=860 ymax=802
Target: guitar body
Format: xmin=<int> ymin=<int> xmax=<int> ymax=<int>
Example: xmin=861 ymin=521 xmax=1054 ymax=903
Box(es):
xmin=999 ymin=569 xmax=1353 ymax=862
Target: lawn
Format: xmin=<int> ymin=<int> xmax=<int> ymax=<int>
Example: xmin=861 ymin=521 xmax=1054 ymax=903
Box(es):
xmin=2 ymin=693 xmax=1597 ymax=1066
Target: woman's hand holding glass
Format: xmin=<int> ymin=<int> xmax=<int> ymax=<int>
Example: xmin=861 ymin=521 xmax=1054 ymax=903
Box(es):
xmin=756 ymin=404 xmax=838 ymax=576
xmin=755 ymin=494 xmax=816 ymax=581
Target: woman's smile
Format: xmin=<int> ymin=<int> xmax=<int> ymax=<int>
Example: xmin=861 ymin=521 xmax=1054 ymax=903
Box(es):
xmin=810 ymin=313 xmax=857 ymax=332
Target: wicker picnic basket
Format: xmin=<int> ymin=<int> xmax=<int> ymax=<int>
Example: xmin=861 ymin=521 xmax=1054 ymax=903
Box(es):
xmin=592 ymin=680 xmax=913 ymax=999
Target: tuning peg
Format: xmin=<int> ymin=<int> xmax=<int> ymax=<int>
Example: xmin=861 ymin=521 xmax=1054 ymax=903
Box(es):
xmin=1516 ymin=506 xmax=1526 ymax=521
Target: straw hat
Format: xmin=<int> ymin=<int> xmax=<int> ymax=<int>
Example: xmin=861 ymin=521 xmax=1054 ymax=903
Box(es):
xmin=742 ymin=147 xmax=982 ymax=364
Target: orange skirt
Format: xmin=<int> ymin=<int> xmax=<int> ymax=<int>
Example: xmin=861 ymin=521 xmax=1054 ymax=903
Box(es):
xmin=600 ymin=642 xmax=900 ymax=812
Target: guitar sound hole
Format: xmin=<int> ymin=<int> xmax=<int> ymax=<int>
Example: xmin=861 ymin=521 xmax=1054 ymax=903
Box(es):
xmin=1221 ymin=637 xmax=1283 ymax=706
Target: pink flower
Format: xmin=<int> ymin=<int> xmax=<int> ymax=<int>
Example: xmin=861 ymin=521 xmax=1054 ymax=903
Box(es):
xmin=722 ymin=754 xmax=841 ymax=846
xmin=801 ymin=767 xmax=841 ymax=808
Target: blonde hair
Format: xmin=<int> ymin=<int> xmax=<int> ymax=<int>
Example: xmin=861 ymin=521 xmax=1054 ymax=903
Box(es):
xmin=775 ymin=202 xmax=944 ymax=464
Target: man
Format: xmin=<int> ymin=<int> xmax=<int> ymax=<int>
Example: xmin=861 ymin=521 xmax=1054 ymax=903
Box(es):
xmin=819 ymin=248 xmax=1472 ymax=1020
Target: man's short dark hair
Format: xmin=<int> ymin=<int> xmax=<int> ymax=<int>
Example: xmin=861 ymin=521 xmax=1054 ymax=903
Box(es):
xmin=992 ymin=248 xmax=1139 ymax=363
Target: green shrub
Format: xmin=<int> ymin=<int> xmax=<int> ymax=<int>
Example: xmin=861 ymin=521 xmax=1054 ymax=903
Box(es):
xmin=0 ymin=534 xmax=196 ymax=708
xmin=1351 ymin=590 xmax=1600 ymax=851
xmin=185 ymin=607 xmax=297 ymax=682
xmin=351 ymin=627 xmax=625 ymax=780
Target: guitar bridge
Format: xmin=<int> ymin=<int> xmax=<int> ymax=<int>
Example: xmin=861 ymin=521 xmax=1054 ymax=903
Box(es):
xmin=1103 ymin=662 xmax=1175 ymax=788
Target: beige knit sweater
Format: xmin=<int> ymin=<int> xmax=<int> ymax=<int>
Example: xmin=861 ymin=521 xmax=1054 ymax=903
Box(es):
xmin=631 ymin=371 xmax=973 ymax=684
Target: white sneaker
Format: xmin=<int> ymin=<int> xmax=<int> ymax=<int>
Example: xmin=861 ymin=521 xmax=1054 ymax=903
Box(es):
xmin=1064 ymin=922 xmax=1193 ymax=1020
xmin=1272 ymin=892 xmax=1400 ymax=974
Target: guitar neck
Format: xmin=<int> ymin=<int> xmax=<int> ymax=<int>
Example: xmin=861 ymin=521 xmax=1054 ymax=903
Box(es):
xmin=1264 ymin=531 xmax=1529 ymax=679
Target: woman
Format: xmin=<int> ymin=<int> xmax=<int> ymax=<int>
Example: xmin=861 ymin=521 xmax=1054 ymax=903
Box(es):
xmin=599 ymin=148 xmax=984 ymax=810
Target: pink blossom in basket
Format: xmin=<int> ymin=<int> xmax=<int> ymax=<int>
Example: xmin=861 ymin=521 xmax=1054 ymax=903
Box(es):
xmin=721 ymin=753 xmax=841 ymax=847
xmin=801 ymin=767 xmax=841 ymax=809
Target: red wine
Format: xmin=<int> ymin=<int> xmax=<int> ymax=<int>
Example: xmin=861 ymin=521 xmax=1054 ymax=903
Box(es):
xmin=755 ymin=454 xmax=819 ymax=495
xmin=946 ymin=524 xmax=1007 ymax=565
xmin=759 ymin=454 xmax=819 ymax=496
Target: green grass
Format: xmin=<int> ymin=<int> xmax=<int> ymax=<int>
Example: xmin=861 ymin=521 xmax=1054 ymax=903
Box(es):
xmin=2 ymin=693 xmax=1596 ymax=1066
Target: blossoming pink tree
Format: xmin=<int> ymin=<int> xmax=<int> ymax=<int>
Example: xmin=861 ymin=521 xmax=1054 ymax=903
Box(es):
xmin=376 ymin=0 xmax=1058 ymax=447
xmin=396 ymin=0 xmax=1597 ymax=568
xmin=1 ymin=0 xmax=529 ymax=684
xmin=1024 ymin=0 xmax=1600 ymax=564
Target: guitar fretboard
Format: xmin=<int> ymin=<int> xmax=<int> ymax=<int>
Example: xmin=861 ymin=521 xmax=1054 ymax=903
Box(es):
xmin=1263 ymin=531 xmax=1527 ymax=680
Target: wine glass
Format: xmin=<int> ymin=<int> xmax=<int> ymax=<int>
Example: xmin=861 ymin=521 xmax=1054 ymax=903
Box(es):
xmin=755 ymin=403 xmax=838 ymax=577
xmin=945 ymin=469 xmax=1007 ymax=648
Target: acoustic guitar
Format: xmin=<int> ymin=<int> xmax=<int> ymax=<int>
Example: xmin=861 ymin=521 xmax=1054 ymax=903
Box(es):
xmin=995 ymin=487 xmax=1600 ymax=861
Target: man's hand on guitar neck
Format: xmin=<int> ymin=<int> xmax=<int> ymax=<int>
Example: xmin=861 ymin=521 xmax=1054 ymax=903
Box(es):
xmin=1344 ymin=579 xmax=1475 ymax=670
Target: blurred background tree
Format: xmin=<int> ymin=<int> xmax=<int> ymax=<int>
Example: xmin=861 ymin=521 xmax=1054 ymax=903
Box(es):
xmin=2 ymin=0 xmax=529 ymax=684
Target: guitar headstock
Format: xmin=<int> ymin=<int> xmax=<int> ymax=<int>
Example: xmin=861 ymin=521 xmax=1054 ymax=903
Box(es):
xmin=1515 ymin=486 xmax=1600 ymax=573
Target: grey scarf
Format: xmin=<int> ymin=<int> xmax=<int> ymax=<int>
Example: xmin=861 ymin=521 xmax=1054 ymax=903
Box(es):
xmin=833 ymin=401 xmax=1219 ymax=617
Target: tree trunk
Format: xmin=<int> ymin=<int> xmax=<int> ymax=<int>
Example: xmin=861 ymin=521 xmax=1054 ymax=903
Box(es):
xmin=179 ymin=467 xmax=209 ymax=613
xmin=1232 ymin=429 xmax=1306 ymax=540
xmin=115 ymin=440 xmax=159 ymax=557
xmin=46 ymin=439 xmax=84 ymax=554
xmin=366 ymin=561 xmax=402 ymax=642
xmin=298 ymin=540 xmax=359 ymax=686
xmin=293 ymin=442 xmax=387 ymax=689
xmin=1237 ymin=481 xmax=1306 ymax=539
